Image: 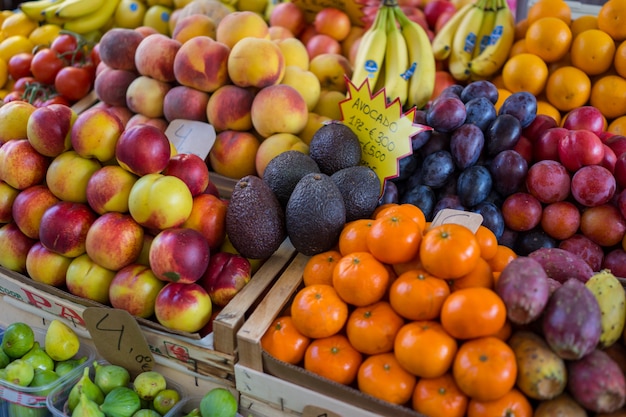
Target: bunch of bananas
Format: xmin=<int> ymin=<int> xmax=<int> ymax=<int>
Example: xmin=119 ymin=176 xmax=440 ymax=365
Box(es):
xmin=350 ymin=1 xmax=435 ymax=110
xmin=432 ymin=0 xmax=515 ymax=81
xmin=19 ymin=0 xmax=121 ymax=34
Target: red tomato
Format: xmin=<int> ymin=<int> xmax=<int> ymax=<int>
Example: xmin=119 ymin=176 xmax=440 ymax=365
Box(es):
xmin=13 ymin=76 xmax=36 ymax=93
xmin=3 ymin=91 xmax=24 ymax=104
xmin=90 ymin=43 xmax=101 ymax=68
xmin=40 ymin=94 xmax=71 ymax=107
xmin=30 ymin=48 xmax=65 ymax=85
xmin=51 ymin=33 xmax=83 ymax=63
xmin=54 ymin=66 xmax=93 ymax=102
xmin=7 ymin=53 xmax=33 ymax=80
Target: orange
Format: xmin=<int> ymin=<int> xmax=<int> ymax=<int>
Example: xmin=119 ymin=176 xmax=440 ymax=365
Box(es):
xmin=391 ymin=251 xmax=423 ymax=276
xmin=615 ymin=40 xmax=626 ymax=79
xmin=590 ymin=74 xmax=626 ymax=120
xmin=508 ymin=39 xmax=527 ymax=58
xmin=290 ymin=284 xmax=348 ymax=339
xmin=366 ymin=211 xmax=422 ymax=264
xmin=474 ymin=225 xmax=498 ymax=260
xmin=388 ymin=268 xmax=451 ymax=321
xmin=337 ymin=218 xmax=373 ymax=256
xmin=598 ymin=0 xmax=626 ymax=41
xmin=502 ymin=53 xmax=548 ymax=96
xmin=608 ymin=115 xmax=626 ymax=136
xmin=447 ymin=257 xmax=494 ymax=292
xmin=545 ymin=65 xmax=591 ymax=112
xmin=357 ymin=352 xmax=417 ymax=405
xmin=374 ymin=203 xmax=426 ymax=232
xmin=419 ymin=223 xmax=481 ymax=280
xmin=570 ymin=29 xmax=616 ymax=75
xmin=452 ymin=336 xmax=518 ymax=402
xmin=332 ymin=252 xmax=390 ymax=307
xmin=467 ymin=388 xmax=533 ymax=417
xmin=525 ymin=17 xmax=572 ymax=63
xmin=514 ymin=18 xmax=529 ymax=41
xmin=304 ymin=334 xmax=362 ymax=385
xmin=486 ymin=245 xmax=517 ymax=273
xmin=302 ymin=250 xmax=342 ymax=287
xmin=494 ymin=88 xmax=512 ymax=112
xmin=490 ymin=74 xmax=506 ymax=90
xmin=412 ymin=373 xmax=469 ymax=417
xmin=440 ymin=287 xmax=507 ymax=340
xmin=394 ymin=320 xmax=458 ymax=378
xmin=526 ymin=0 xmax=571 ymax=26
xmin=570 ymin=15 xmax=598 ymax=39
xmin=346 ymin=301 xmax=404 ymax=355
xmin=261 ymin=316 xmax=310 ymax=364
xmin=536 ymin=100 xmax=562 ymax=125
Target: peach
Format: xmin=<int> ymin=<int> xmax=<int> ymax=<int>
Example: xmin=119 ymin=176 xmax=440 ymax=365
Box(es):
xmin=313 ymin=90 xmax=346 ymax=120
xmin=126 ymin=75 xmax=172 ymax=118
xmin=163 ymin=85 xmax=210 ymax=123
xmin=268 ymin=26 xmax=294 ymax=40
xmin=94 ymin=67 xmax=139 ymax=107
xmin=255 ymin=132 xmax=309 ymax=177
xmin=269 ymin=1 xmax=306 ymax=37
xmin=173 ymin=35 xmax=230 ymax=93
xmin=228 ymin=37 xmax=285 ymax=88
xmin=305 ymin=33 xmax=342 ymax=59
xmin=0 ymin=100 xmax=36 ymax=144
xmin=274 ymin=37 xmax=309 ymax=70
xmin=309 ymin=53 xmax=352 ymax=93
xmin=125 ymin=114 xmax=169 ymax=132
xmin=105 ymin=105 xmax=135 ymax=127
xmin=208 ymin=130 xmax=260 ymax=179
xmin=172 ymin=13 xmax=217 ymax=44
xmin=0 ymin=139 xmax=49 ymax=190
xmin=11 ymin=185 xmax=59 ymax=240
xmin=98 ymin=28 xmax=144 ymax=71
xmin=251 ymin=84 xmax=308 ymax=138
xmin=134 ymin=33 xmax=182 ymax=83
xmin=299 ymin=112 xmax=332 ymax=145
xmin=205 ymin=84 xmax=255 ymax=132
xmin=280 ymin=66 xmax=321 ymax=111
xmin=0 ymin=180 xmax=19 ymax=223
xmin=86 ymin=165 xmax=139 ymax=215
xmin=46 ymin=151 xmax=102 ymax=203
xmin=134 ymin=25 xmax=160 ymax=37
xmin=215 ymin=11 xmax=269 ymax=49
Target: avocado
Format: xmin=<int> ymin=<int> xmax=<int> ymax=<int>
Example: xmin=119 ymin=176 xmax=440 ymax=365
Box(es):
xmin=331 ymin=166 xmax=381 ymax=222
xmin=225 ymin=175 xmax=286 ymax=259
xmin=286 ymin=172 xmax=346 ymax=256
xmin=262 ymin=150 xmax=321 ymax=207
xmin=308 ymin=121 xmax=362 ymax=175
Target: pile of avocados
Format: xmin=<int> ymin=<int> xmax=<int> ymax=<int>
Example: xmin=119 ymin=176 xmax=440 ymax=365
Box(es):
xmin=225 ymin=122 xmax=381 ymax=258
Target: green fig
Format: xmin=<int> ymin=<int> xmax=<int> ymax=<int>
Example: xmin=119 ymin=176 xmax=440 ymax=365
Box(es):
xmin=31 ymin=368 xmax=60 ymax=394
xmin=22 ymin=342 xmax=55 ymax=372
xmin=153 ymin=388 xmax=181 ymax=415
xmin=200 ymin=388 xmax=238 ymax=417
xmin=132 ymin=371 xmax=167 ymax=401
xmin=72 ymin=392 xmax=105 ymax=417
xmin=55 ymin=356 xmax=88 ymax=377
xmin=1 ymin=322 xmax=35 ymax=359
xmin=93 ymin=361 xmax=131 ymax=395
xmin=4 ymin=358 xmax=35 ymax=386
xmin=99 ymin=386 xmax=141 ymax=417
xmin=68 ymin=367 xmax=105 ymax=413
xmin=0 ymin=346 xmax=10 ymax=368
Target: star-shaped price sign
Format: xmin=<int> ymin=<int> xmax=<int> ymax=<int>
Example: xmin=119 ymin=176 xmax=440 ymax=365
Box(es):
xmin=339 ymin=77 xmax=431 ymax=195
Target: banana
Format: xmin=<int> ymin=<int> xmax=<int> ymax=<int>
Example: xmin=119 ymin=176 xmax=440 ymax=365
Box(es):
xmin=62 ymin=0 xmax=121 ymax=34
xmin=383 ymin=8 xmax=409 ymax=106
xmin=430 ymin=1 xmax=474 ymax=61
xmin=473 ymin=0 xmax=496 ymax=59
xmin=55 ymin=0 xmax=106 ymax=19
xmin=350 ymin=6 xmax=388 ymax=91
xmin=19 ymin=0 xmax=65 ymax=21
xmin=41 ymin=2 xmax=69 ymax=24
xmin=448 ymin=0 xmax=487 ymax=81
xmin=469 ymin=0 xmax=515 ymax=78
xmin=393 ymin=6 xmax=436 ymax=109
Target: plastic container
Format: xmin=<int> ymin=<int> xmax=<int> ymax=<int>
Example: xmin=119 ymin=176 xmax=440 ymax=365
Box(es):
xmin=47 ymin=360 xmax=187 ymax=417
xmin=0 ymin=325 xmax=96 ymax=417
xmin=166 ymin=395 xmax=244 ymax=417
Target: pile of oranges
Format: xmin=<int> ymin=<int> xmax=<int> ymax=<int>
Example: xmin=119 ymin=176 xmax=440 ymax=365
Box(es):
xmin=260 ymin=203 xmax=531 ymax=416
xmin=495 ymin=0 xmax=626 ymax=132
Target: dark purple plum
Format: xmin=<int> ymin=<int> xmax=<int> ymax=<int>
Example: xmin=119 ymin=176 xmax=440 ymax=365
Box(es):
xmin=457 ymin=165 xmax=492 ymax=207
xmin=450 ymin=123 xmax=485 ymax=169
xmin=396 ymin=153 xmax=419 ymax=181
xmin=426 ymin=96 xmax=466 ymax=133
xmin=379 ymin=180 xmax=399 ymax=205
xmin=433 ymin=194 xmax=465 ymax=216
xmin=400 ymin=184 xmax=436 ymax=220
xmin=464 ymin=96 xmax=497 ymax=132
xmin=421 ymin=150 xmax=455 ymax=188
xmin=486 ymin=113 xmax=522 ymax=156
xmin=438 ymin=84 xmax=464 ymax=99
xmin=489 ymin=149 xmax=528 ymax=196
xmin=471 ymin=201 xmax=505 ymax=238
xmin=460 ymin=80 xmax=499 ymax=104
xmin=499 ymin=91 xmax=537 ymax=128
xmin=515 ymin=228 xmax=558 ymax=256
xmin=419 ymin=130 xmax=450 ymax=158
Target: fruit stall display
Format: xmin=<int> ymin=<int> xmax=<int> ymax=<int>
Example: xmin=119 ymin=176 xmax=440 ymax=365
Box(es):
xmin=0 ymin=0 xmax=626 ymax=415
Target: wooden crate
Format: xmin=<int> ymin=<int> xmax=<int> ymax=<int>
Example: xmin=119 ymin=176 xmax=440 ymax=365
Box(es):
xmin=236 ymin=254 xmax=429 ymax=417
xmin=0 ymin=237 xmax=296 ymax=387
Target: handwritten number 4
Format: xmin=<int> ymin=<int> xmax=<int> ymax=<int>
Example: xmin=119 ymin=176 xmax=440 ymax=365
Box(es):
xmin=95 ymin=313 xmax=125 ymax=352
